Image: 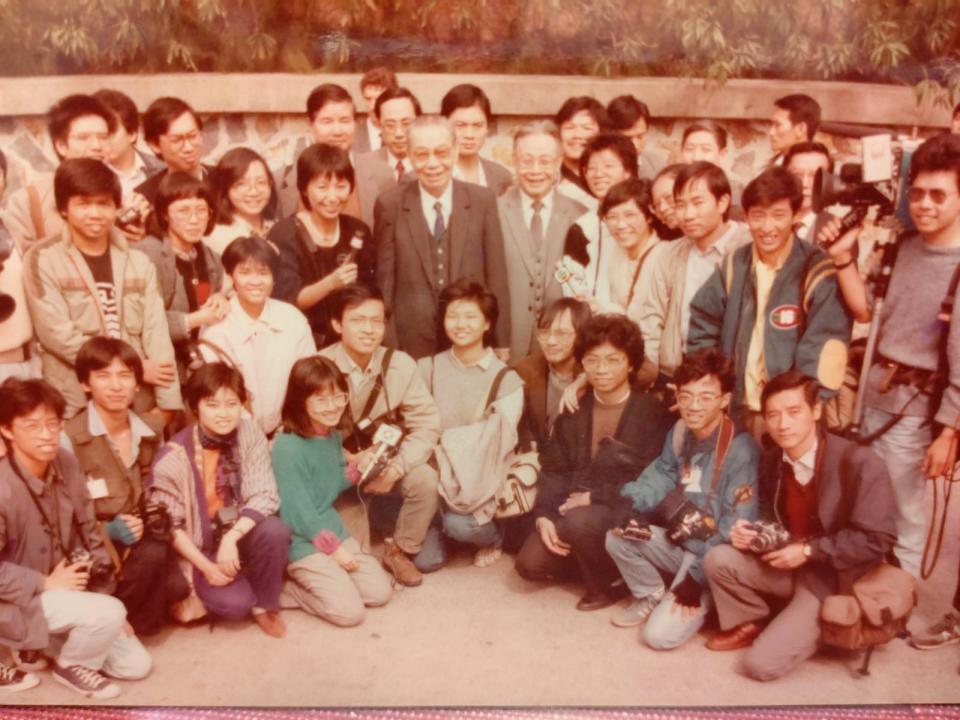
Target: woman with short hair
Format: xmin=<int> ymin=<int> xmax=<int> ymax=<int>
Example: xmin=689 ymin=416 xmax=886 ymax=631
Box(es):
xmin=205 ymin=147 xmax=278 ymax=256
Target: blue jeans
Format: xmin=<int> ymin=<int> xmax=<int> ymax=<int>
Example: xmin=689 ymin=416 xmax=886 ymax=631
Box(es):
xmin=413 ymin=513 xmax=502 ymax=572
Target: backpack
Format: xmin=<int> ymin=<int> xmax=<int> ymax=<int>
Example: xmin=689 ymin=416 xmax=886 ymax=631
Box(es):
xmin=817 ymin=444 xmax=917 ymax=676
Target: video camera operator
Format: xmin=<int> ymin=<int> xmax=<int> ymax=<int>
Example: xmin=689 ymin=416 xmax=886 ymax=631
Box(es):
xmin=63 ymin=337 xmax=189 ymax=636
xmin=819 ymin=132 xmax=960 ymax=577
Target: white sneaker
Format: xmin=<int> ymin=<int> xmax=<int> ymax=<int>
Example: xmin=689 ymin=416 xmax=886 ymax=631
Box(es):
xmin=53 ymin=664 xmax=121 ymax=700
xmin=0 ymin=663 xmax=39 ymax=693
xmin=611 ymin=588 xmax=664 ymax=628
xmin=474 ymin=545 xmax=503 ymax=567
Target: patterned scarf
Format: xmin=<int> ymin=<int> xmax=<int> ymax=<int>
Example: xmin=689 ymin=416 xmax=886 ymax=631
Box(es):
xmin=196 ymin=424 xmax=243 ymax=506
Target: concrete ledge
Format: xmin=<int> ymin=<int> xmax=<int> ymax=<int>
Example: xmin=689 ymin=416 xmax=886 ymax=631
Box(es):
xmin=0 ymin=73 xmax=950 ymax=128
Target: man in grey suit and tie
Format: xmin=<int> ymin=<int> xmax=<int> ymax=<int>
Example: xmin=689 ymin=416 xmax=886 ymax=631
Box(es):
xmin=499 ymin=121 xmax=587 ymax=360
xmin=376 ymin=115 xmax=511 ymax=359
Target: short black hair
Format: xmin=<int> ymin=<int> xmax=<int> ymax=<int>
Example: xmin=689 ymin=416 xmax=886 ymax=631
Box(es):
xmin=374 ymin=87 xmax=422 ymax=121
xmin=606 ymin=95 xmax=650 ymax=131
xmin=440 ymin=84 xmax=492 ymax=122
xmin=774 ymin=94 xmax=821 ymax=141
xmin=741 ymin=166 xmax=802 ymax=215
xmin=296 ymin=143 xmax=355 ymax=207
xmin=760 ymin=369 xmax=820 ymax=413
xmin=437 ymin=278 xmax=498 ymax=350
xmin=54 ymin=158 xmax=121 ymax=213
xmin=555 ymin=96 xmax=608 ymax=130
xmin=575 ymin=314 xmax=644 ymax=376
xmin=183 ymin=362 xmax=247 ymax=414
xmin=47 ymin=94 xmax=117 ymax=157
xmin=76 ymin=336 xmax=144 ymax=386
xmin=673 ymin=161 xmax=732 ymax=220
xmin=909 ymin=132 xmax=960 ymax=190
xmin=306 ymin=84 xmax=355 ymax=123
xmin=579 ymin=133 xmax=638 ymax=188
xmin=143 ymin=97 xmax=201 ymax=146
xmin=653 ymin=162 xmax=685 ymax=186
xmin=93 ymin=88 xmax=140 ymax=135
xmin=282 ymin=356 xmax=351 ymax=438
xmin=214 ymin=147 xmax=277 ymax=224
xmin=682 ymin=120 xmax=728 ymax=151
xmin=674 ymin=349 xmax=735 ymax=395
xmin=330 ymin=283 xmax=387 ymax=323
xmin=783 ymin=141 xmax=834 ymax=174
xmin=537 ymin=297 xmax=591 ymax=333
xmin=0 ymin=377 xmax=66 ymax=429
xmin=360 ymin=67 xmax=397 ymax=92
xmin=599 ymin=177 xmax=654 ymax=222
xmin=221 ymin=236 xmax=277 ymax=276
xmin=155 ymin=172 xmax=216 ymax=235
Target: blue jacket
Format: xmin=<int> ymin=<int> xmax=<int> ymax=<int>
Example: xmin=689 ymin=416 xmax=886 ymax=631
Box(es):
xmin=620 ymin=419 xmax=759 ymax=584
xmin=687 ymin=237 xmax=852 ymax=411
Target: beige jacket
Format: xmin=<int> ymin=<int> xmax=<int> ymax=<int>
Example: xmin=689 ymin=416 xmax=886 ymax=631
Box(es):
xmin=22 ymin=226 xmax=180 ymax=415
xmin=4 ymin=172 xmax=64 ymax=253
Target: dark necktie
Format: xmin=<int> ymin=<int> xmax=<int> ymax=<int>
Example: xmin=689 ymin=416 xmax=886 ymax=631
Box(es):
xmin=433 ymin=201 xmax=445 ymax=242
xmin=530 ymin=200 xmax=544 ymax=252
xmin=395 ymin=160 xmax=405 ymax=184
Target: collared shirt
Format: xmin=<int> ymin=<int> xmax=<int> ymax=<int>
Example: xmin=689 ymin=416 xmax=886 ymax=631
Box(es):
xmin=86 ymin=401 xmax=156 ymax=471
xmin=385 ymin=148 xmax=412 ymax=179
xmin=784 ymin=437 xmax=818 ymax=487
xmin=744 ymin=238 xmax=793 ymax=411
xmin=199 ymin=296 xmax=316 ymax=435
xmin=110 ymin=152 xmax=149 ymax=204
xmin=326 ymin=342 xmax=385 ymax=409
xmin=794 ymin=211 xmax=817 ymax=244
xmin=366 ymin=117 xmax=382 ymax=152
xmin=453 ymin=161 xmax=487 ymax=189
xmin=681 ymin=222 xmax=742 ymax=343
xmin=520 ymin=188 xmax=555 ymax=236
xmin=420 ymin=182 xmax=454 ymax=234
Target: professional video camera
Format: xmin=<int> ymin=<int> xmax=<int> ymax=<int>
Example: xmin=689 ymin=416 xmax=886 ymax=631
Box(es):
xmin=0 ymin=231 xmax=16 ymax=324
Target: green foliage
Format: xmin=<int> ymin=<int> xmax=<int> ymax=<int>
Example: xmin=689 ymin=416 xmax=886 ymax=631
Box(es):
xmin=0 ymin=0 xmax=957 ymax=105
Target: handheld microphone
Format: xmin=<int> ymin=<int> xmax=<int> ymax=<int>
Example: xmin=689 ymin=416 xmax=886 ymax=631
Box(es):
xmin=359 ymin=423 xmax=403 ymax=484
xmin=342 ymin=233 xmax=364 ymax=266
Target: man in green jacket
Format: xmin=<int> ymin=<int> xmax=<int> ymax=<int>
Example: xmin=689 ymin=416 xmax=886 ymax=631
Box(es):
xmin=687 ymin=167 xmax=852 ymax=439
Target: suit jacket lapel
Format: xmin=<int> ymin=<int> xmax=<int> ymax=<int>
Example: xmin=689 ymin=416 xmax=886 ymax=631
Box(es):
xmin=504 ymin=189 xmax=536 ymax=280
xmin=401 ymin=183 xmax=436 ymax=290
xmin=544 ymin=194 xmax=576 ymax=280
xmin=449 ymin=181 xmax=470 ymax=279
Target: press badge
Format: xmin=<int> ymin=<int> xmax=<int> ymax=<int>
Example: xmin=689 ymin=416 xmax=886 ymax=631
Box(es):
xmin=86 ymin=477 xmax=109 ymax=499
xmin=681 ymin=466 xmax=703 ymax=493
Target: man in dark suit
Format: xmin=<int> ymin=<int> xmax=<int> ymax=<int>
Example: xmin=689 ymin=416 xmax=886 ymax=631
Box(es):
xmin=375 ymin=115 xmax=511 ymax=359
xmin=354 ymin=87 xmax=422 ymax=229
xmin=499 ymin=120 xmax=586 ymax=359
xmin=440 ymin=84 xmax=513 ymax=197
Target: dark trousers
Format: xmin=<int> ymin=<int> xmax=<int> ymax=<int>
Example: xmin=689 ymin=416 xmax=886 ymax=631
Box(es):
xmin=194 ymin=516 xmax=290 ymax=620
xmin=514 ymin=505 xmax=619 ymax=596
xmin=115 ymin=535 xmax=190 ymax=636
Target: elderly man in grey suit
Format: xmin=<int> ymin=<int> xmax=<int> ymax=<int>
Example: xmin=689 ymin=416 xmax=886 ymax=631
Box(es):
xmin=499 ymin=121 xmax=586 ymax=359
xmin=376 ymin=115 xmax=511 ymax=360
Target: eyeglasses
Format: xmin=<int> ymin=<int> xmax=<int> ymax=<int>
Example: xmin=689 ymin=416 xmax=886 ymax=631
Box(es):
xmin=582 ymin=354 xmax=627 ymax=371
xmin=653 ymin=195 xmax=675 ymax=211
xmin=169 ymin=205 xmax=209 ymax=221
xmin=536 ymin=328 xmax=575 ymax=342
xmin=14 ymin=419 xmax=63 ymax=435
xmin=161 ymin=130 xmax=202 ymax=150
xmin=411 ymin=147 xmax=454 ymax=163
xmin=676 ymin=392 xmax=723 ymax=408
xmin=907 ymin=188 xmax=958 ymax=205
xmin=309 ymin=393 xmax=349 ymax=410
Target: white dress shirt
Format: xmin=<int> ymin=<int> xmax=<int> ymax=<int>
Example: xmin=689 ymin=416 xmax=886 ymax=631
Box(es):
xmin=453 ymin=161 xmax=488 ymax=189
xmin=520 ymin=189 xmax=555 ymax=236
xmin=680 ymin=221 xmax=745 ymax=342
xmin=366 ymin=117 xmax=382 ymax=152
xmin=385 ymin=148 xmax=413 ymax=179
xmin=420 ymin=181 xmax=454 ymax=234
xmin=784 ymin=437 xmax=818 ymax=487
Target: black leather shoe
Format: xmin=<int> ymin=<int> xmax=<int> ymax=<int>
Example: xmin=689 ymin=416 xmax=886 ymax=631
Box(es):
xmin=576 ymin=591 xmax=616 ymax=612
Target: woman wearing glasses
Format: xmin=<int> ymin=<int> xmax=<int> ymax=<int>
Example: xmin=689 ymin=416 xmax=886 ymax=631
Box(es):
xmin=649 ymin=164 xmax=685 ymax=241
xmin=205 ymin=148 xmax=278 ymax=257
xmin=139 ymin=173 xmax=229 ymax=382
xmin=271 ymin=356 xmax=392 ymax=626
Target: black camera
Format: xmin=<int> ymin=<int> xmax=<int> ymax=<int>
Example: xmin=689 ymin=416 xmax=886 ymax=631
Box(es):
xmin=657 ymin=489 xmax=716 ymax=545
xmin=211 ymin=505 xmax=239 ymax=548
xmin=67 ymin=548 xmax=116 ymax=594
xmin=746 ymin=520 xmax=791 ymax=554
xmin=141 ymin=499 xmax=172 ymax=542
xmin=116 ymin=205 xmax=144 ymax=228
xmin=616 ymin=519 xmax=653 ymax=543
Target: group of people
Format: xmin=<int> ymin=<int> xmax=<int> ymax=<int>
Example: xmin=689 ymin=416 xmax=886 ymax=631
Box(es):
xmin=0 ymin=66 xmax=959 ymax=700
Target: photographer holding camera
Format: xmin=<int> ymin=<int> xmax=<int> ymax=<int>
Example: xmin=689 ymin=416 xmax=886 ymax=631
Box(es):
xmin=604 ymin=349 xmax=759 ymax=650
xmin=0 ymin=378 xmax=151 ymax=698
xmin=819 ymin=132 xmax=960 ymax=577
xmin=63 ymin=337 xmax=189 ymax=635
xmin=703 ymin=371 xmax=896 ymax=680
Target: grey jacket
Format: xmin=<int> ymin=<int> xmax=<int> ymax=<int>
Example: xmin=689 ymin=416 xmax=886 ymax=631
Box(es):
xmin=0 ymin=451 xmax=108 ymax=650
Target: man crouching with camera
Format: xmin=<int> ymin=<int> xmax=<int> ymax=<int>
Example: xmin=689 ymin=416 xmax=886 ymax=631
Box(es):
xmin=0 ymin=377 xmax=151 ymax=699
xmin=703 ymin=370 xmax=896 ymax=680
xmin=63 ymin=337 xmax=189 ymax=637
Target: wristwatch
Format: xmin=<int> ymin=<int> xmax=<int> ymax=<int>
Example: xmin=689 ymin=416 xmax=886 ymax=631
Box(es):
xmin=801 ymin=542 xmax=813 ymax=559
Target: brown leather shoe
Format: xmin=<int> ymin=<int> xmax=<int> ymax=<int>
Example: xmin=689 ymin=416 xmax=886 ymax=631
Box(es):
xmin=706 ymin=621 xmax=762 ymax=651
xmin=253 ymin=611 xmax=287 ymax=638
xmin=382 ymin=539 xmax=423 ymax=587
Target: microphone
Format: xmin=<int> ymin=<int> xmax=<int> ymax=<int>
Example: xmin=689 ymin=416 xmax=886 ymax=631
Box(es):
xmin=342 ymin=233 xmax=365 ymax=266
xmin=359 ymin=423 xmax=403 ymax=484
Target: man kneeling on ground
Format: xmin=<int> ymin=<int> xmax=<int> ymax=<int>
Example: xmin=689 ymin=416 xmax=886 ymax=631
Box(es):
xmin=605 ymin=349 xmax=758 ymax=649
xmin=703 ymin=370 xmax=896 ymax=680
xmin=0 ymin=378 xmax=151 ymax=699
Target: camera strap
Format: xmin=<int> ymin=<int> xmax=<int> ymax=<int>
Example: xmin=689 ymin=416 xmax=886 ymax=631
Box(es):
xmin=354 ymin=349 xmax=395 ymax=436
xmin=7 ymin=454 xmax=72 ymax=561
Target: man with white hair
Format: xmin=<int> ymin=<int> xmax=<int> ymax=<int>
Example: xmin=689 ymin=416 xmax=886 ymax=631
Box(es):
xmin=375 ymin=114 xmax=511 ymax=359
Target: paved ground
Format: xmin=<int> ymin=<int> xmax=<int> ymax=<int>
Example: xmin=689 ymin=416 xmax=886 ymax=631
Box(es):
xmin=5 ymin=489 xmax=960 ymax=709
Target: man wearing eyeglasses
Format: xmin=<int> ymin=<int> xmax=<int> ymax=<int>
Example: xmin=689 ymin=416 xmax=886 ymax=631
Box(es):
xmin=499 ymin=120 xmax=586 ymax=360
xmin=5 ymin=94 xmax=117 ymax=251
xmin=687 ymin=166 xmax=851 ymax=441
xmin=376 ymin=115 xmax=511 ymax=360
xmin=820 ymin=132 xmax=960 ymax=579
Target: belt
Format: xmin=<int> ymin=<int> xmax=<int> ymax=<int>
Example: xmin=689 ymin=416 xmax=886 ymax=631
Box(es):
xmin=0 ymin=342 xmax=30 ymax=364
xmin=874 ymin=354 xmax=936 ymax=393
